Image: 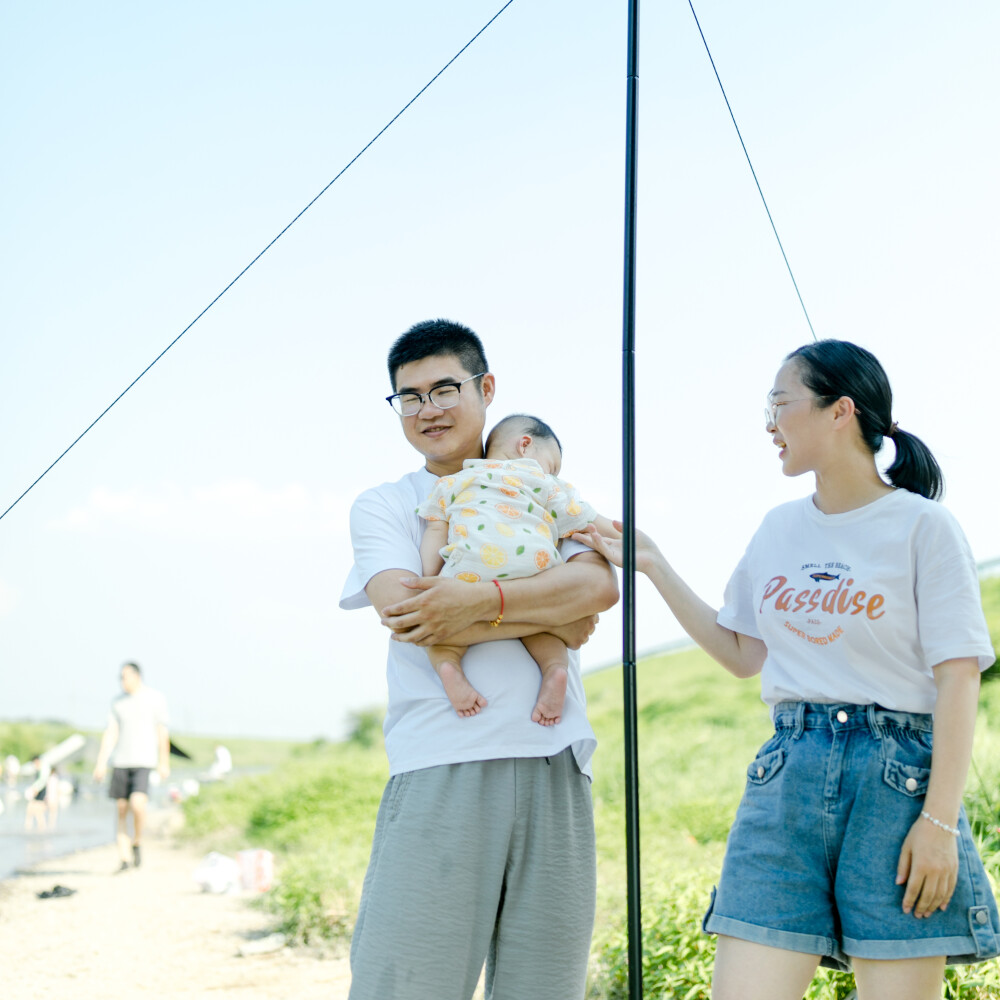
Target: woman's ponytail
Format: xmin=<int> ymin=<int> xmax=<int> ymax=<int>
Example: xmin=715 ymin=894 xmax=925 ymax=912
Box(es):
xmin=884 ymin=426 xmax=943 ymax=500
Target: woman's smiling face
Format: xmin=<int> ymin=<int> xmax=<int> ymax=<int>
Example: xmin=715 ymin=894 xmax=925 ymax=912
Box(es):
xmin=766 ymin=360 xmax=826 ymax=478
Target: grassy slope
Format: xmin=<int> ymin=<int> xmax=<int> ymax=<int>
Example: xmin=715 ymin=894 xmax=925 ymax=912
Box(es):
xmin=179 ymin=576 xmax=1000 ymax=995
xmin=0 ymin=721 xmax=305 ymax=772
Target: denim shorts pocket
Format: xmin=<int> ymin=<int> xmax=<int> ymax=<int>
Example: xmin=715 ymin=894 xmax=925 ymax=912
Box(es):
xmin=882 ymin=758 xmax=930 ymax=797
xmin=747 ymin=747 xmax=785 ymax=785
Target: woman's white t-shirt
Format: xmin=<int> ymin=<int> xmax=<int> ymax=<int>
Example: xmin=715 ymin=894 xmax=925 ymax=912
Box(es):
xmin=718 ymin=490 xmax=994 ymax=713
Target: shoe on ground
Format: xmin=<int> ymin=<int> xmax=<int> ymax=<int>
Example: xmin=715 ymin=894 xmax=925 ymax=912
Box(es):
xmin=116 ymin=861 xmax=129 ymax=874
xmin=37 ymin=884 xmax=77 ymax=899
xmin=132 ymin=844 xmax=141 ymax=867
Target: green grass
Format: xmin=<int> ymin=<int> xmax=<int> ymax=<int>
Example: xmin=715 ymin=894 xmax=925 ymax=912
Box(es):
xmin=165 ymin=732 xmax=311 ymax=769
xmin=0 ymin=721 xmax=306 ymax=775
xmin=180 ymin=576 xmax=1000 ymax=995
xmin=182 ymin=738 xmax=386 ymax=943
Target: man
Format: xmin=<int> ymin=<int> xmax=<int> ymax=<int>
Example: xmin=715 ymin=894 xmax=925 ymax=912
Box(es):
xmin=93 ymin=662 xmax=170 ymax=872
xmin=340 ymin=319 xmax=618 ymax=999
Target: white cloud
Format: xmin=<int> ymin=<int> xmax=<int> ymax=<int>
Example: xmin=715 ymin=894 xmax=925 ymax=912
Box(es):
xmin=48 ymin=480 xmax=353 ymax=542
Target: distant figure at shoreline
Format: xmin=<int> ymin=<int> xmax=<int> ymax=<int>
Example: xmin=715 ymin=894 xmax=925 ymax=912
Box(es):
xmin=208 ymin=745 xmax=232 ymax=780
xmin=93 ymin=662 xmax=170 ymax=872
xmin=23 ymin=757 xmax=54 ymax=833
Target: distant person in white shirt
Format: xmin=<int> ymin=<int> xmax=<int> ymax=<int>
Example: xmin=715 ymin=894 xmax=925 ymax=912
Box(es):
xmin=93 ymin=662 xmax=170 ymax=872
xmin=208 ymin=744 xmax=232 ymax=780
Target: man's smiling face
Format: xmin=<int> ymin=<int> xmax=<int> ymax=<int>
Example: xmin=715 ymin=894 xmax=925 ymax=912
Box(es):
xmin=392 ymin=353 xmax=495 ymax=476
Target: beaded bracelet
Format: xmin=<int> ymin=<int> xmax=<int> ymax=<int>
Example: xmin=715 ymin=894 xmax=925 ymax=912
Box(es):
xmin=920 ymin=810 xmax=960 ymax=837
xmin=489 ymin=579 xmax=504 ymax=627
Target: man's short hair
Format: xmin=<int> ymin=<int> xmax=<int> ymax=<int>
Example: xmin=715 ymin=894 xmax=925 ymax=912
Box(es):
xmin=122 ymin=661 xmax=142 ymax=676
xmin=387 ymin=319 xmax=489 ymax=389
xmin=486 ymin=414 xmax=563 ymax=456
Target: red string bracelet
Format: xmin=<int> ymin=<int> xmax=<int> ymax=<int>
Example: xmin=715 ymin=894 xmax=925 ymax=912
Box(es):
xmin=489 ymin=579 xmax=504 ymax=627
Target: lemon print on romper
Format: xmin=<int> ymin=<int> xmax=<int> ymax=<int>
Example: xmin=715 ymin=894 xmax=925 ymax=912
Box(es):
xmin=480 ymin=544 xmax=507 ymax=568
xmin=495 ymin=503 xmax=522 ymax=519
xmin=502 ymin=475 xmax=523 ymax=488
xmin=495 ymin=523 xmax=516 ymax=538
xmin=536 ymin=523 xmax=552 ymax=538
xmin=454 ymin=524 xmax=469 ymax=538
xmin=566 ymin=500 xmax=582 ymax=516
xmin=534 ymin=551 xmax=551 ymax=571
xmin=456 ymin=572 xmax=481 ymax=583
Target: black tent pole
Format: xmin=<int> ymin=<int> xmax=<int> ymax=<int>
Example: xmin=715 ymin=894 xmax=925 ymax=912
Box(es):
xmin=621 ymin=0 xmax=642 ymax=997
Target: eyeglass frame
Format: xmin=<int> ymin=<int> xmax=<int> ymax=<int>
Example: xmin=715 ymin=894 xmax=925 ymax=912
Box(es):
xmin=386 ymin=372 xmax=488 ymax=417
xmin=764 ymin=393 xmax=853 ymax=428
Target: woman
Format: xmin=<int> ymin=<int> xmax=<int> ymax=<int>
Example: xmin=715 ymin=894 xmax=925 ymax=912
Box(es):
xmin=575 ymin=340 xmax=998 ymax=1000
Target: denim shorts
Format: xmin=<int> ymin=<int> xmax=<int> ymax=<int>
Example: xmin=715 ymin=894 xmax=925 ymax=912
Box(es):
xmin=702 ymin=701 xmax=1000 ymax=971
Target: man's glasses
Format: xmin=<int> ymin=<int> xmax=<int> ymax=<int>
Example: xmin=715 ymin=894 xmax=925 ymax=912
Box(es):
xmin=386 ymin=373 xmax=486 ymax=417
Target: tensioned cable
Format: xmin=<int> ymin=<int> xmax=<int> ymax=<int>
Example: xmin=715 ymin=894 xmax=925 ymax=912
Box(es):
xmin=0 ymin=0 xmax=516 ymax=524
xmin=687 ymin=0 xmax=818 ymax=342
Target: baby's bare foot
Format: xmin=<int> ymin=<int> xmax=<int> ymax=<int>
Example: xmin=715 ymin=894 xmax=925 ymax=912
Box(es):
xmin=439 ymin=661 xmax=488 ymax=717
xmin=531 ymin=666 xmax=568 ymax=726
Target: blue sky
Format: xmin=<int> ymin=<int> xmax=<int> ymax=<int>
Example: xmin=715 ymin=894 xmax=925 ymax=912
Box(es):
xmin=2 ymin=1 xmax=997 ymax=742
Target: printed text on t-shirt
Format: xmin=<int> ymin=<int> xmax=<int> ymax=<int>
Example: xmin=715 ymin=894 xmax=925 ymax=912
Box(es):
xmin=759 ymin=575 xmax=885 ymax=620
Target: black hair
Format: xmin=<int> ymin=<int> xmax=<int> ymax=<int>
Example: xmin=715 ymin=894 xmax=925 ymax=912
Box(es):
xmin=122 ymin=661 xmax=142 ymax=675
xmin=786 ymin=339 xmax=943 ymax=500
xmin=387 ymin=319 xmax=489 ymax=390
xmin=485 ymin=413 xmax=563 ymax=456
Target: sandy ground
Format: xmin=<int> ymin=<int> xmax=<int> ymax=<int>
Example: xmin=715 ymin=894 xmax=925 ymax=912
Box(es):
xmin=0 ymin=810 xmax=351 ymax=1000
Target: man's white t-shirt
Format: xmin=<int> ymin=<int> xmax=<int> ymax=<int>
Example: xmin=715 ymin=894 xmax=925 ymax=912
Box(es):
xmin=340 ymin=467 xmax=598 ymax=777
xmin=109 ymin=687 xmax=169 ymax=768
xmin=718 ymin=490 xmax=994 ymax=714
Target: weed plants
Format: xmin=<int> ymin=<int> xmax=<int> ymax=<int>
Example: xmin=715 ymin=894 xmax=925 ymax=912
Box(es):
xmin=182 ymin=577 xmax=1000 ymax=996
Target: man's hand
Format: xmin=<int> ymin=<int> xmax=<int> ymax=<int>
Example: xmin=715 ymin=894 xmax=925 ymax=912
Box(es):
xmin=549 ymin=615 xmax=599 ymax=650
xmin=157 ymin=762 xmax=171 ymax=781
xmin=93 ymin=763 xmax=107 ymax=782
xmin=380 ymin=576 xmax=496 ymax=646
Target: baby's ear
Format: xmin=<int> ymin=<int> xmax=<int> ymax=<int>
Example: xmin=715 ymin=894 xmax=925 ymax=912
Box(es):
xmin=517 ymin=434 xmax=532 ymax=455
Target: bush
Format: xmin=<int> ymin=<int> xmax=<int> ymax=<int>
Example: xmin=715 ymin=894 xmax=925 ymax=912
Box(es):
xmin=594 ymin=871 xmax=717 ymax=1000
xmin=262 ymin=852 xmax=354 ymax=945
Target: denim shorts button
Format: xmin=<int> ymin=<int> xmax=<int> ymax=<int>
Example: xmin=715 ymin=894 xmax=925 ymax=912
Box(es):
xmin=905 ymin=777 xmax=918 ymax=791
xmin=976 ymin=910 xmax=989 ymax=925
xmin=836 ymin=710 xmax=848 ymax=723
xmin=757 ymin=766 xmax=765 ymax=778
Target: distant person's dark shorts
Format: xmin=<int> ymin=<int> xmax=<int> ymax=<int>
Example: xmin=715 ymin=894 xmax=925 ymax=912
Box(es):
xmin=109 ymin=767 xmax=151 ymax=800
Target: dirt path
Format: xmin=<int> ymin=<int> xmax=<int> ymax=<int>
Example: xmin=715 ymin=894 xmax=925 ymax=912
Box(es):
xmin=0 ymin=813 xmax=351 ymax=1000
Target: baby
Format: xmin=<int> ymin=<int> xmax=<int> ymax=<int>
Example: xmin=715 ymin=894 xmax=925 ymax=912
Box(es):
xmin=417 ymin=413 xmax=609 ymax=725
